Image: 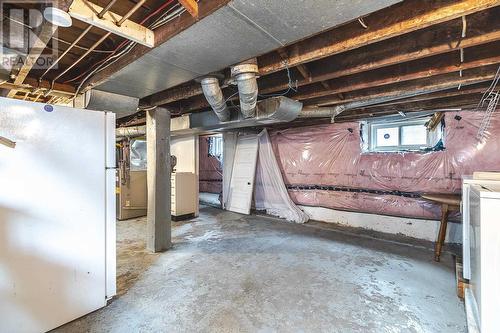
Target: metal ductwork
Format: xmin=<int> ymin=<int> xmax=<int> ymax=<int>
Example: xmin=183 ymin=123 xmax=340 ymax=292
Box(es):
xmin=116 ymin=114 xmax=191 ymax=139
xmin=84 ymin=90 xmax=139 ymax=118
xmin=171 ymin=96 xmax=302 ymax=136
xmin=298 ymin=106 xmax=346 ymax=122
xmin=231 ymin=59 xmax=258 ymax=118
xmin=200 ymin=76 xmax=230 ymax=122
xmin=116 ymin=126 xmax=146 ymax=138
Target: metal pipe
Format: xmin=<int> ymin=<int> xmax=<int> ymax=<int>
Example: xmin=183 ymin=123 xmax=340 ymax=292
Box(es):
xmin=200 ymin=76 xmax=230 ymax=122
xmin=52 ymin=32 xmax=112 ymax=82
xmin=116 ymin=125 xmax=146 ymax=138
xmin=42 ymin=0 xmax=144 ymax=81
xmin=297 ymin=106 xmax=347 ymax=123
xmin=83 ymin=0 xmax=101 ymax=16
xmin=40 ymin=25 xmax=93 ymax=80
xmin=231 ymin=60 xmax=258 ymax=118
xmin=98 ymin=0 xmax=118 ymax=18
xmin=298 ymin=106 xmax=345 ymax=118
xmin=117 ymin=0 xmax=147 ymax=26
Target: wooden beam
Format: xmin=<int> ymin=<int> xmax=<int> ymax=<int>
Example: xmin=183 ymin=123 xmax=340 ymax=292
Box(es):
xmin=7 ymin=23 xmax=57 ymax=98
xmin=142 ymin=7 xmax=500 ymax=107
xmin=143 ymin=81 xmax=203 ymax=107
xmin=68 ymin=0 xmax=154 ymax=47
xmin=277 ymin=48 xmax=312 ymax=82
xmin=124 ymin=86 xmax=488 ymax=127
xmin=260 ymin=9 xmax=500 ymax=93
xmin=257 ymin=0 xmax=500 ymax=76
xmin=291 ymin=43 xmax=500 ymax=101
xmin=6 ymin=0 xmax=73 ymax=98
xmin=167 ymin=59 xmax=500 ymax=114
xmin=178 ymin=0 xmax=198 ymax=17
xmin=146 ymin=107 xmax=171 ymax=252
xmin=336 ymin=94 xmax=482 ymax=121
xmin=305 ymin=65 xmax=499 ymax=108
xmin=1 ymin=77 xmax=75 ymax=97
xmin=359 ymin=84 xmax=489 ymax=109
xmin=299 ymin=85 xmax=488 ymax=120
xmin=82 ymin=0 xmax=231 ymax=92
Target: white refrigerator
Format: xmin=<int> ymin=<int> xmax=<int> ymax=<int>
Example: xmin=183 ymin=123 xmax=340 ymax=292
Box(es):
xmin=0 ymin=97 xmax=116 ymax=332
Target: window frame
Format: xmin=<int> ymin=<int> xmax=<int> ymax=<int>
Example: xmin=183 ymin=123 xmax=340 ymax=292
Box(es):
xmin=367 ymin=118 xmax=432 ymax=152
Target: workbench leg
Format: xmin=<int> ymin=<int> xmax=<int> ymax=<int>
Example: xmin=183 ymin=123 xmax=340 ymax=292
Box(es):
xmin=434 ymin=203 xmax=449 ymax=262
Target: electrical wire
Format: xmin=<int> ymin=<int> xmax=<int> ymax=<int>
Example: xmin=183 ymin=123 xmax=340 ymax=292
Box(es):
xmin=2 ymin=14 xmax=113 ymax=54
xmin=71 ymin=0 xmax=180 ymax=93
xmin=258 ymin=60 xmax=298 ymax=98
xmin=226 ymin=89 xmax=241 ymax=111
xmin=64 ymin=0 xmax=178 ymax=85
xmin=52 ymin=37 xmax=114 ymax=53
xmin=476 ymin=64 xmax=500 ymax=141
xmin=150 ymin=4 xmax=185 ymax=29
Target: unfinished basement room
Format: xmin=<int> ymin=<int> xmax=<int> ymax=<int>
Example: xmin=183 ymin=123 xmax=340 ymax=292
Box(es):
xmin=2 ymin=0 xmax=500 ymax=332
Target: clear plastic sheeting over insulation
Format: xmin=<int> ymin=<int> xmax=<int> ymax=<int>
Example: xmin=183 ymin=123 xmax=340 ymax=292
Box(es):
xmin=255 ymin=129 xmax=309 ymax=223
xmin=270 ymin=111 xmax=500 ymax=220
xmin=199 ymin=136 xmax=223 ymax=194
xmin=130 ymin=139 xmax=147 ymax=171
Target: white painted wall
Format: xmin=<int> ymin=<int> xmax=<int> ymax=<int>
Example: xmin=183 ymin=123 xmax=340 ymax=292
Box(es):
xmin=300 ymin=205 xmax=462 ymax=243
xmin=171 ymin=135 xmax=199 ymax=216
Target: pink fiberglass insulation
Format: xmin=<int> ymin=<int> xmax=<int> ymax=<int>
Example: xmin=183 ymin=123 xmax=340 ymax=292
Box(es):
xmin=269 ymin=111 xmax=500 ymax=220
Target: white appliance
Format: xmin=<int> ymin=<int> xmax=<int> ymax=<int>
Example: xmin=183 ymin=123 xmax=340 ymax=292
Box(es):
xmin=462 ymin=175 xmax=500 ymax=279
xmin=171 ymin=172 xmax=197 ymax=219
xmin=464 ymin=183 xmax=500 ymax=333
xmin=0 ymin=98 xmax=116 ymax=333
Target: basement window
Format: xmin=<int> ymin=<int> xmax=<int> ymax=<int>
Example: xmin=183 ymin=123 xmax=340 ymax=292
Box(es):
xmin=361 ymin=116 xmax=444 ymax=153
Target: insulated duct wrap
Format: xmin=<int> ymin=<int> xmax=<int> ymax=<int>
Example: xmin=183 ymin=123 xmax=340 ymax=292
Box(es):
xmin=231 ymin=61 xmax=258 ymax=118
xmin=269 ymin=111 xmax=500 ymax=220
xmin=201 ymin=77 xmax=230 ymax=122
xmin=171 ymin=96 xmax=302 ymax=136
xmin=85 ymin=90 xmax=139 ymax=118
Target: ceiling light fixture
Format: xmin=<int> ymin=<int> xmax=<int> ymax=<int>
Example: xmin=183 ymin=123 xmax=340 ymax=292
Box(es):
xmin=43 ymin=7 xmax=72 ymax=27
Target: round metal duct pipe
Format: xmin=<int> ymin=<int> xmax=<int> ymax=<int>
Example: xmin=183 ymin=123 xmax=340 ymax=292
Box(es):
xmin=200 ymin=76 xmax=230 ymax=122
xmin=116 ymin=125 xmax=145 ymax=138
xmin=85 ymin=90 xmax=139 ymax=118
xmin=231 ymin=60 xmax=258 ymax=118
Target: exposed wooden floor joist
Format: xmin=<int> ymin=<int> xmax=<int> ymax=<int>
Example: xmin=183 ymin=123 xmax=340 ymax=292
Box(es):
xmin=336 ymin=93 xmax=482 ymax=121
xmin=307 ymin=65 xmax=499 ymax=108
xmin=142 ymin=4 xmax=500 ymax=116
xmin=258 ymin=0 xmax=500 ymax=75
xmin=4 ymin=0 xmax=499 ymax=121
xmin=80 ymin=0 xmax=232 ymax=93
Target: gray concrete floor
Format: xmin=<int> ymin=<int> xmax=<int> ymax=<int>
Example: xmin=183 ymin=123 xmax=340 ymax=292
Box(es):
xmin=55 ymin=206 xmax=466 ymax=333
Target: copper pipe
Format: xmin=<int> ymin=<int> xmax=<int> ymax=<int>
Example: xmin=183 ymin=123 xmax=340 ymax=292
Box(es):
xmin=117 ymin=0 xmax=147 ymax=26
